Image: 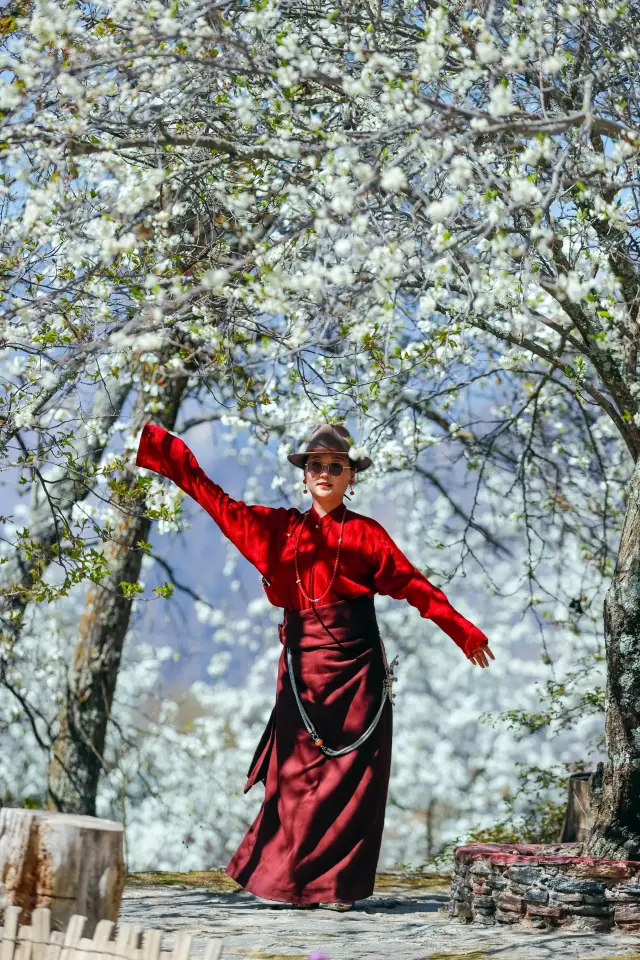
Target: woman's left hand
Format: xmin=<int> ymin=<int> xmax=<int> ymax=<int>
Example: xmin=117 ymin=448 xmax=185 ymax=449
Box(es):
xmin=468 ymin=643 xmax=495 ymax=668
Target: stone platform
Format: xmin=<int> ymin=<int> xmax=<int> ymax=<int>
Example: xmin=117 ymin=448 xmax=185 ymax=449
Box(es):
xmin=449 ymin=843 xmax=640 ymax=933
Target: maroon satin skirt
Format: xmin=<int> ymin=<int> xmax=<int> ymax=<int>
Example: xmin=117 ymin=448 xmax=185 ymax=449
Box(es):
xmin=224 ymin=594 xmax=393 ymax=905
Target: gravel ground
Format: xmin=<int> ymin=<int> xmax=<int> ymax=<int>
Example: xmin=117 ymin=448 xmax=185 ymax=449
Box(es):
xmin=117 ymin=876 xmax=640 ymax=960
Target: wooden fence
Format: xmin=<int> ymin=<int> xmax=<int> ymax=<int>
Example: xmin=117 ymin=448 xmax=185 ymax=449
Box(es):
xmin=0 ymin=908 xmax=223 ymax=960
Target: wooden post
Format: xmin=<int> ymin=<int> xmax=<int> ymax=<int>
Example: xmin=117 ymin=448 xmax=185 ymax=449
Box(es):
xmin=557 ymin=772 xmax=593 ymax=843
xmin=0 ymin=809 xmax=125 ymax=937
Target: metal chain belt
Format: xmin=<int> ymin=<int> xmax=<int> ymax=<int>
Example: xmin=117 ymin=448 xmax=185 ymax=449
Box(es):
xmin=285 ymin=638 xmax=399 ymax=758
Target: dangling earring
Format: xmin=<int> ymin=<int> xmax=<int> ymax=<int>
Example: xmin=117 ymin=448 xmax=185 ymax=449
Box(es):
xmin=350 ymin=474 xmax=355 ymax=496
xmin=303 ymin=479 xmax=308 ymax=494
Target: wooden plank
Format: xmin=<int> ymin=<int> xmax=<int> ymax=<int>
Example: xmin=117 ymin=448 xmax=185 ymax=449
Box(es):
xmin=74 ymin=936 xmax=95 ymax=960
xmin=90 ymin=921 xmax=114 ymax=960
xmin=31 ymin=909 xmax=51 ymax=960
xmin=169 ymin=933 xmax=191 ymax=960
xmin=140 ymin=929 xmax=161 ymax=960
xmin=58 ymin=915 xmax=86 ymax=960
xmin=75 ymin=934 xmax=92 ymax=960
xmin=129 ymin=930 xmax=142 ymax=957
xmin=111 ymin=923 xmax=130 ymax=956
xmin=0 ymin=906 xmax=23 ymax=960
xmin=93 ymin=941 xmax=115 ymax=960
xmin=112 ymin=923 xmax=140 ymax=959
xmin=172 ymin=931 xmax=193 ymax=960
xmin=91 ymin=922 xmax=114 ymax=948
xmin=45 ymin=932 xmax=63 ymax=960
xmin=62 ymin=918 xmax=86 ymax=949
xmin=202 ymin=941 xmax=223 ymax=960
xmin=14 ymin=937 xmax=32 ymax=960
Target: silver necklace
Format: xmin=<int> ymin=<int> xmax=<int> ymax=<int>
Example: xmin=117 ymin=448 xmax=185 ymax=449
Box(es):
xmin=286 ymin=637 xmax=399 ymax=757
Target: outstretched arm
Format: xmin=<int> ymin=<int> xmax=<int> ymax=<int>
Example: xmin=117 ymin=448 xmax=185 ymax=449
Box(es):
xmin=136 ymin=423 xmax=278 ymax=575
xmin=371 ymin=522 xmax=489 ymax=661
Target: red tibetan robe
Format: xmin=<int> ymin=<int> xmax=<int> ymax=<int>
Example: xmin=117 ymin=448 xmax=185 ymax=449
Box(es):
xmin=136 ymin=423 xmax=489 ymax=905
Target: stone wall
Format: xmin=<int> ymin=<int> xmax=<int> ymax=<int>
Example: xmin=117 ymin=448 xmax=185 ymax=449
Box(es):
xmin=447 ymin=842 xmax=640 ymax=933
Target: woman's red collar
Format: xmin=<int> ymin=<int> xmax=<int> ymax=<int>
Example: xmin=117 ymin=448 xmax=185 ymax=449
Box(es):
xmin=310 ymin=501 xmax=347 ymax=523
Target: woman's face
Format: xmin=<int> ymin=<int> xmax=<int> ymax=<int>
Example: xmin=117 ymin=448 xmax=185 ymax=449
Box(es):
xmin=304 ymin=451 xmax=355 ymax=504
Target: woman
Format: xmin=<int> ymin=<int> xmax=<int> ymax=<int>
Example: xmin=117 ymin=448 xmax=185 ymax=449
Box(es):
xmin=135 ymin=421 xmax=494 ymax=910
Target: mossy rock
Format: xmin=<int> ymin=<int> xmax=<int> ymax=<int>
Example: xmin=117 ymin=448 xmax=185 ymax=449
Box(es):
xmin=373 ymin=870 xmax=451 ymax=891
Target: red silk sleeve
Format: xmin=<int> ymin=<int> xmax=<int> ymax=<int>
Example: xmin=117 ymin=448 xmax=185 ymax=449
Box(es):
xmin=371 ymin=522 xmax=489 ymax=660
xmin=136 ymin=423 xmax=278 ymax=576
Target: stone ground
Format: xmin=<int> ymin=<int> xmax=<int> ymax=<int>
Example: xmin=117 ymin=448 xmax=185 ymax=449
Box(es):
xmin=118 ymin=871 xmax=640 ymax=960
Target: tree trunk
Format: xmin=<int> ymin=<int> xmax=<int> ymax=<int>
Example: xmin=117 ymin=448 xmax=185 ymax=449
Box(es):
xmin=0 ymin=807 xmax=124 ymax=937
xmin=584 ymin=455 xmax=640 ymax=860
xmin=46 ymin=373 xmax=187 ymax=815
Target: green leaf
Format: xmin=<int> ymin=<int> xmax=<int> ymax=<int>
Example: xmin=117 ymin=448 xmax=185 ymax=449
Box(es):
xmin=120 ymin=580 xmax=145 ymax=598
xmin=154 ymin=582 xmax=174 ymax=599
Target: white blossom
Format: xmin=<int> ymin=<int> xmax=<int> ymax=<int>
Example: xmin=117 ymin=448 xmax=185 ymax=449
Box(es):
xmin=488 ymin=83 xmax=518 ymax=118
xmin=348 ymin=444 xmax=367 ymax=461
xmin=380 ymin=167 xmax=408 ymax=192
xmin=510 ymin=178 xmax=543 ymax=205
xmin=427 ymin=195 xmax=459 ymax=223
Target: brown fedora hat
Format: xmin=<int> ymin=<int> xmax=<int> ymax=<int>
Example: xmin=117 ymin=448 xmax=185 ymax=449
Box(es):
xmin=288 ymin=423 xmax=372 ymax=471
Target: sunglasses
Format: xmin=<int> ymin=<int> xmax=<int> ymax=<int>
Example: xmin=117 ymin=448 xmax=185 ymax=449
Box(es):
xmin=306 ymin=459 xmax=350 ymax=478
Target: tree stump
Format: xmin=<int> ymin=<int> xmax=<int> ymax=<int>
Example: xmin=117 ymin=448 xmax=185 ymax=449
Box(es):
xmin=557 ymin=772 xmax=593 ymax=843
xmin=0 ymin=808 xmax=125 ymax=936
